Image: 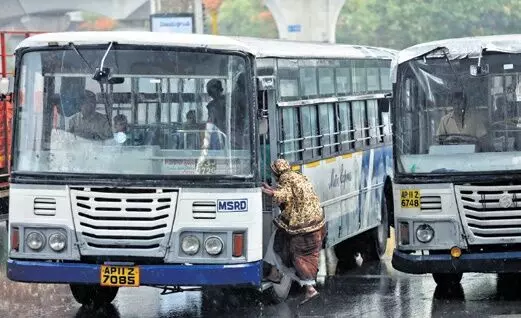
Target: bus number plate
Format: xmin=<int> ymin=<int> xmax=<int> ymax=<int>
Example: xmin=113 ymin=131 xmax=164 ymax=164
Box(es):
xmin=400 ymin=190 xmax=421 ymax=208
xmin=100 ymin=265 xmax=140 ymax=287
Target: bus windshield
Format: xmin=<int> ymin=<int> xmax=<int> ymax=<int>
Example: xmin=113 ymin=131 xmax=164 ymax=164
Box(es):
xmin=13 ymin=47 xmax=252 ymax=177
xmin=395 ymin=53 xmax=521 ymax=174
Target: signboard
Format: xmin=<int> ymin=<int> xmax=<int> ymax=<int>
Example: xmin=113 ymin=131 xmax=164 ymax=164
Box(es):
xmin=150 ymin=14 xmax=194 ymax=33
xmin=287 ymin=24 xmax=301 ymax=33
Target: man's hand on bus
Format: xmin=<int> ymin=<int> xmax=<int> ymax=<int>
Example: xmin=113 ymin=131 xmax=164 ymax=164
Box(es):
xmin=261 ymin=182 xmax=275 ymax=196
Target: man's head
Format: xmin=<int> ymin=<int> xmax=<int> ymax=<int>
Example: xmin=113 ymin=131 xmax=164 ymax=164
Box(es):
xmin=80 ymin=90 xmax=97 ymax=117
xmin=206 ymin=79 xmax=223 ymax=99
xmin=452 ymin=92 xmax=465 ymax=113
xmin=270 ymin=158 xmax=291 ymax=179
xmin=113 ymin=114 xmax=128 ymax=133
xmin=186 ymin=110 xmax=196 ymax=124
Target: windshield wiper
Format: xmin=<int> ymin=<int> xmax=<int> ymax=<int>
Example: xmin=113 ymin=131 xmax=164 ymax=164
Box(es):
xmin=69 ymin=42 xmax=95 ymax=73
xmin=94 ymin=42 xmax=116 ymax=128
xmin=93 ymin=42 xmax=114 ymax=82
xmin=69 ymin=42 xmax=114 ymax=128
xmin=440 ymin=48 xmax=468 ymax=128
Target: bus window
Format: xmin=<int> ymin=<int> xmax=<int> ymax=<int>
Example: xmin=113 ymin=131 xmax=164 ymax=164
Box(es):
xmin=137 ymin=77 xmax=159 ymax=125
xmin=280 ymin=107 xmax=301 ymax=162
xmin=319 ymin=103 xmax=336 ymax=156
xmin=318 ymin=68 xmax=335 ymax=96
xmin=367 ymin=100 xmax=379 ymax=144
xmin=300 ymin=105 xmax=319 ymax=160
xmin=338 ymin=102 xmax=353 ymax=151
xmin=367 ymin=63 xmax=380 ymax=92
xmin=160 ymin=78 xmax=180 ymax=123
xmin=352 ymin=60 xmax=367 ymax=94
xmin=336 ymin=67 xmax=351 ymax=95
xmin=299 ymin=67 xmax=318 ymax=97
xmin=277 ymin=59 xmax=299 ymax=100
xmin=380 ymin=62 xmax=391 ymax=91
xmin=352 ymin=101 xmax=367 ymax=148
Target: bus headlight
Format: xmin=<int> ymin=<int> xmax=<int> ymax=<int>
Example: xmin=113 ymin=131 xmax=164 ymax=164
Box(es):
xmin=48 ymin=232 xmax=67 ymax=252
xmin=181 ymin=235 xmax=200 ymax=255
xmin=416 ymin=224 xmax=434 ymax=243
xmin=204 ymin=236 xmax=223 ymax=256
xmin=26 ymin=232 xmax=45 ymax=251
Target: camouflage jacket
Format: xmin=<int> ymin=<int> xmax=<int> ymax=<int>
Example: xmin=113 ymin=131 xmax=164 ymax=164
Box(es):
xmin=272 ymin=171 xmax=325 ymax=235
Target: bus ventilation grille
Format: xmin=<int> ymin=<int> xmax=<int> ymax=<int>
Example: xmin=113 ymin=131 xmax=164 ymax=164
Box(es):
xmin=192 ymin=201 xmax=216 ymax=219
xmin=33 ymin=197 xmax=56 ymax=216
xmin=420 ymin=196 xmax=441 ymax=212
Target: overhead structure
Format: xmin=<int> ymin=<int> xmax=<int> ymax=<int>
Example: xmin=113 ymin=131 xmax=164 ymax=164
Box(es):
xmin=264 ymin=0 xmax=346 ymax=43
xmin=1 ymin=0 xmax=149 ymax=31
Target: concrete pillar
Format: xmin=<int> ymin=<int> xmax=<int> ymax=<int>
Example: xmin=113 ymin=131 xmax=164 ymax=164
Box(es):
xmin=20 ymin=14 xmax=71 ymax=32
xmin=264 ymin=0 xmax=346 ymax=43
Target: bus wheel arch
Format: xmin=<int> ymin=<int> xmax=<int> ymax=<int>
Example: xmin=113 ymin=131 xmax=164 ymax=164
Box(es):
xmin=70 ymin=284 xmax=119 ymax=306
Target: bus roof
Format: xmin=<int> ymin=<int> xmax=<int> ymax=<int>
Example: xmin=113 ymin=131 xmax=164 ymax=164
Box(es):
xmin=397 ymin=34 xmax=521 ymax=64
xmin=16 ymin=31 xmax=396 ymax=60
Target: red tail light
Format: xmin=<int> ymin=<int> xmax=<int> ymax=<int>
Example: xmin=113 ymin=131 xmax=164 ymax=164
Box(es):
xmin=11 ymin=227 xmax=19 ymax=251
xmin=232 ymin=233 xmax=244 ymax=257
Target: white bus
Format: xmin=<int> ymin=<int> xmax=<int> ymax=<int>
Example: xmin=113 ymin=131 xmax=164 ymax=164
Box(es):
xmin=391 ymin=35 xmax=521 ymax=287
xmin=4 ymin=31 xmax=395 ymax=305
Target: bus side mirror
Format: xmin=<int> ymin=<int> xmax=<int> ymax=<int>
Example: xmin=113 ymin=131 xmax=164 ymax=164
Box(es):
xmin=470 ymin=64 xmax=489 ymax=76
xmin=0 ymin=78 xmax=12 ymax=101
xmin=0 ymin=77 xmax=12 ymax=95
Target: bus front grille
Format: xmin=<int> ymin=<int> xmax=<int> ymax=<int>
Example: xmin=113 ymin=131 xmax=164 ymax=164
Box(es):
xmin=70 ymin=188 xmax=177 ymax=257
xmin=456 ymin=185 xmax=521 ymax=241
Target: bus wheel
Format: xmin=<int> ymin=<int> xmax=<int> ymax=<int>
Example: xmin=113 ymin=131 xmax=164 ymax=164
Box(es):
xmin=264 ymin=274 xmax=293 ymax=304
xmin=70 ymin=284 xmax=119 ymax=306
xmin=432 ymin=273 xmax=463 ymax=286
xmin=370 ymin=193 xmax=389 ymax=260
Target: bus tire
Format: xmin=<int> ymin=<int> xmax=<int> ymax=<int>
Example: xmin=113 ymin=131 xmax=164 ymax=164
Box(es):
xmin=70 ymin=284 xmax=119 ymax=306
xmin=432 ymin=273 xmax=463 ymax=286
xmin=370 ymin=192 xmax=389 ymax=260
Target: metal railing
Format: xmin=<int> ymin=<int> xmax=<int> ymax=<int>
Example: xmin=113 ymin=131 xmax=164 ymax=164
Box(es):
xmin=0 ymin=31 xmax=41 ymax=78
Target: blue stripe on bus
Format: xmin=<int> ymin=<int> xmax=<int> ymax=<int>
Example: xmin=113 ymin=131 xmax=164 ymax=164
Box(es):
xmin=7 ymin=259 xmax=262 ymax=287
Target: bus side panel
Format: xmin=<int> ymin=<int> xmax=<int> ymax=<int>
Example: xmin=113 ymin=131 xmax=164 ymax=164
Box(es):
xmin=301 ymin=145 xmax=392 ymax=247
xmin=301 ymin=152 xmax=363 ymax=247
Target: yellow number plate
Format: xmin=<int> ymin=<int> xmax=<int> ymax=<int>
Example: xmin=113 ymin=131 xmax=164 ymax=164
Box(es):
xmin=100 ymin=265 xmax=140 ymax=287
xmin=400 ymin=190 xmax=421 ymax=208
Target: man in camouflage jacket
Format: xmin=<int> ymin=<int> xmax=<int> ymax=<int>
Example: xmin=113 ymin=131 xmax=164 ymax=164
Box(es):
xmin=262 ymin=158 xmax=326 ymax=304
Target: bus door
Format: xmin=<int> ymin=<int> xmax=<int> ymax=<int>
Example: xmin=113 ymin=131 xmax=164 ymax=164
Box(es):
xmin=257 ymin=75 xmax=278 ymax=254
xmin=489 ymin=74 xmax=521 ymax=151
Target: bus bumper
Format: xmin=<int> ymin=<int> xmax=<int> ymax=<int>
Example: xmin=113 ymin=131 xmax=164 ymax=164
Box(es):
xmin=392 ymin=249 xmax=521 ymax=274
xmin=7 ymin=259 xmax=262 ymax=287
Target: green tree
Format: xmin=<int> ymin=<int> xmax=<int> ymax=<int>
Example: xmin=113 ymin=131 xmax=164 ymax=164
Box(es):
xmin=215 ymin=0 xmax=277 ymax=38
xmin=337 ymin=0 xmax=521 ymax=49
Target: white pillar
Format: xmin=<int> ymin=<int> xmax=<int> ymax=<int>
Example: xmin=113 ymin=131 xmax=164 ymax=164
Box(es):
xmin=264 ymin=0 xmax=346 ymax=43
xmin=193 ymin=0 xmax=204 ymax=34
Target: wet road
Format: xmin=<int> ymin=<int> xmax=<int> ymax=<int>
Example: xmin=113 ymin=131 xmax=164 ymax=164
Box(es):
xmin=2 ymin=222 xmax=521 ymax=318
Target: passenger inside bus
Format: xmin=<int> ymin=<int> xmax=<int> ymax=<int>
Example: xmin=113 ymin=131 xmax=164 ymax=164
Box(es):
xmin=68 ymin=90 xmax=112 ymax=141
xmin=436 ymin=92 xmax=489 ymax=150
xmin=206 ymin=79 xmax=226 ymax=132
xmin=113 ymin=114 xmax=132 ymax=145
xmin=182 ymin=110 xmax=201 ymax=149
